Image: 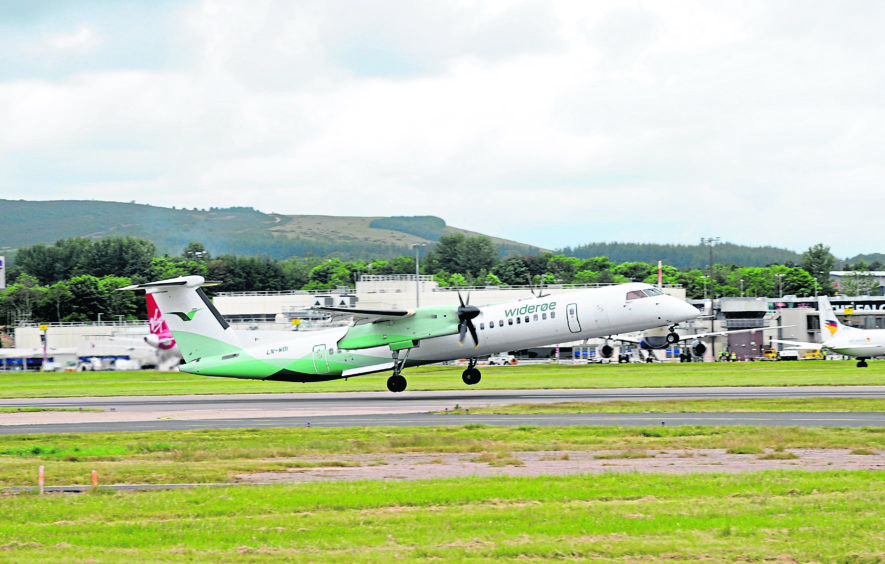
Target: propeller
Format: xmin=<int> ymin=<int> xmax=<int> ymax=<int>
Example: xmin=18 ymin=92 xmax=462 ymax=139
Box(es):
xmin=528 ymin=275 xmax=549 ymax=298
xmin=457 ymin=292 xmax=480 ymax=347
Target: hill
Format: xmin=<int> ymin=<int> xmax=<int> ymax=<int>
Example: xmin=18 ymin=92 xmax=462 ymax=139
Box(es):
xmin=557 ymin=241 xmax=805 ymax=270
xmin=0 ymin=200 xmax=544 ymax=260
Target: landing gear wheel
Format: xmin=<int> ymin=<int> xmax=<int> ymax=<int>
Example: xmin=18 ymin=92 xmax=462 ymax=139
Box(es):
xmin=857 ymin=359 xmax=869 ymax=368
xmin=666 ymin=332 xmax=679 ymax=344
xmin=462 ymin=367 xmax=481 ymax=386
xmin=386 ymin=374 xmax=407 ymax=392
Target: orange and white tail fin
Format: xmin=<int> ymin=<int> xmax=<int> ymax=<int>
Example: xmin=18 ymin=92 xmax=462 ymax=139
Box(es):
xmin=818 ymin=295 xmax=844 ymax=338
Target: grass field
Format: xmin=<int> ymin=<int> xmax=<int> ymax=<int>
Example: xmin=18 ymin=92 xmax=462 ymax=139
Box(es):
xmin=2 ymin=362 xmax=884 ymax=561
xmin=1 ymin=471 xmax=883 ymax=562
xmin=2 ymin=425 xmax=884 ymax=487
xmin=455 ymin=397 xmax=885 ymax=414
xmin=3 ymin=360 xmax=885 ymax=398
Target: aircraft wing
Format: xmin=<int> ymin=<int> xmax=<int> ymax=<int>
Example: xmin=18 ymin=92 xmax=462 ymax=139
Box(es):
xmin=681 ymin=325 xmax=794 ymax=340
xmin=609 ymin=335 xmax=642 ymax=345
xmin=769 ymin=339 xmax=821 ymax=348
xmin=611 ymin=325 xmax=794 ymax=344
xmin=313 ymin=306 xmax=414 ymax=324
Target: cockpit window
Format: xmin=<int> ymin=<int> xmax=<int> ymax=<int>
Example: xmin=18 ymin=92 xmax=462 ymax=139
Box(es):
xmin=627 ymin=288 xmax=664 ymax=300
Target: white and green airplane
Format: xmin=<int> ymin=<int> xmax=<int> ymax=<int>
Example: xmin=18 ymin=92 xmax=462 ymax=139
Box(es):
xmin=122 ymin=276 xmax=699 ymax=392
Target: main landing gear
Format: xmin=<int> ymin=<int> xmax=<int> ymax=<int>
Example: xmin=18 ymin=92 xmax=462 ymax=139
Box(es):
xmin=462 ymin=358 xmax=481 ymax=386
xmin=857 ymin=358 xmax=869 ymax=368
xmin=386 ymin=349 xmax=411 ymax=393
xmin=385 ymin=351 xmax=483 ymax=393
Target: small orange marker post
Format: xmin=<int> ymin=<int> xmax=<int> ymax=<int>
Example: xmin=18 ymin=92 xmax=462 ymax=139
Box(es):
xmin=39 ymin=465 xmax=45 ymax=495
xmin=92 ymin=470 xmax=98 ymax=488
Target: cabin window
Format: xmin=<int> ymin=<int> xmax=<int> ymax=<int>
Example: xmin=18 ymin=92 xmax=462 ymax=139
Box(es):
xmin=516 ymin=317 xmax=521 ymax=324
xmin=480 ymin=323 xmax=485 ymax=330
xmin=524 ymin=315 xmax=530 ymax=323
xmin=550 ymin=311 xmax=556 ymax=319
xmin=499 ymin=319 xmax=504 ymax=326
xmin=508 ymin=318 xmax=514 ymax=326
xmin=533 ymin=314 xmax=539 ymax=322
xmin=542 ymin=312 xmax=547 ymax=320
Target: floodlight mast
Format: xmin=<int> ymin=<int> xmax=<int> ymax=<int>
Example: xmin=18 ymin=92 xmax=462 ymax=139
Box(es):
xmin=700 ymin=237 xmax=720 ymax=359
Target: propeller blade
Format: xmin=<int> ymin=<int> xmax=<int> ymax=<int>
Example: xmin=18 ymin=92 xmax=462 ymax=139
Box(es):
xmin=467 ymin=320 xmax=479 ymax=347
xmin=456 ymin=295 xmax=481 ymax=347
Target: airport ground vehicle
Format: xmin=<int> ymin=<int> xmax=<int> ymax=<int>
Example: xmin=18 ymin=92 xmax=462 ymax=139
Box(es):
xmin=777 ymin=349 xmax=800 ymax=361
xmin=488 ymin=354 xmax=517 ymax=365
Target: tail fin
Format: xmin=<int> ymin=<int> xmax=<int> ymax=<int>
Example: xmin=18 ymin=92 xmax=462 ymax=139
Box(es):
xmin=818 ymin=295 xmax=844 ymax=338
xmin=145 ymin=293 xmax=177 ymax=350
xmin=122 ymin=276 xmax=241 ymax=362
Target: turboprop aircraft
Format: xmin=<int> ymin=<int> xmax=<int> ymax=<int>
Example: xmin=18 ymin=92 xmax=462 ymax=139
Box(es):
xmin=121 ymin=276 xmax=699 ymax=392
xmin=773 ymin=295 xmax=885 ymax=367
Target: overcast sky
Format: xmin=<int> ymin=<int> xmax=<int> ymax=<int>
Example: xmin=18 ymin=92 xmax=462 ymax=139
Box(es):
xmin=2 ymin=1 xmax=884 ymax=258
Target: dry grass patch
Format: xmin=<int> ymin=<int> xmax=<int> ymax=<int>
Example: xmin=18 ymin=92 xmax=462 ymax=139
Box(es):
xmin=594 ymin=450 xmax=654 ymax=460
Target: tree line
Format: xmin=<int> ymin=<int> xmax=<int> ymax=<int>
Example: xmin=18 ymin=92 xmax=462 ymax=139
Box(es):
xmin=0 ymin=236 xmax=846 ymax=326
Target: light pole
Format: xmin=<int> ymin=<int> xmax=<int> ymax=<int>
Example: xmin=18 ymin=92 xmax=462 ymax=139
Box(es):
xmin=700 ymin=237 xmax=719 ymax=359
xmin=775 ymin=273 xmax=784 ymax=298
xmin=700 ymin=276 xmax=709 ymax=300
xmin=412 ymin=243 xmax=426 ymax=308
xmin=97 ymin=313 xmax=103 ymax=325
xmin=740 ymin=279 xmax=744 ymax=297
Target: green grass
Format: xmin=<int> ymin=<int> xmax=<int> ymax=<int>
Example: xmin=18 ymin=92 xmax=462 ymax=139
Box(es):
xmin=3 ymin=361 xmax=885 ymax=398
xmin=452 ymin=397 xmax=885 ymax=414
xmin=0 ymin=472 xmax=883 ymax=562
xmin=2 ymin=425 xmax=884 ymax=487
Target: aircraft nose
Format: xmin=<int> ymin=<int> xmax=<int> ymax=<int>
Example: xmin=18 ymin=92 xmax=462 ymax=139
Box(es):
xmin=679 ymin=299 xmax=700 ymax=321
xmin=663 ymin=297 xmax=700 ymax=322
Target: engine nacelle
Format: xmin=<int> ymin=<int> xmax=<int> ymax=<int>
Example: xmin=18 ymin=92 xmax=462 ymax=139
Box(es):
xmin=144 ymin=334 xmax=176 ymax=350
xmin=690 ymin=341 xmax=707 ymax=357
xmin=600 ymin=344 xmax=614 ymax=358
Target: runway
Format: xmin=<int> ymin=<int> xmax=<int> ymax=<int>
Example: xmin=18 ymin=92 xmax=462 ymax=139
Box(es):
xmin=2 ymin=386 xmax=884 ymax=434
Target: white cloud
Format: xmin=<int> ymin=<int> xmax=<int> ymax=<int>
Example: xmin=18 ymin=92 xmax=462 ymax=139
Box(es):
xmin=47 ymin=25 xmax=98 ymax=52
xmin=2 ymin=1 xmax=885 ymax=258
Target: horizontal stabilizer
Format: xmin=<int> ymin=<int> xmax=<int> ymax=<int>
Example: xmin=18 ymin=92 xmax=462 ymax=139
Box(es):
xmin=119 ymin=276 xmax=220 ymax=292
xmin=314 ymin=306 xmax=414 ymax=322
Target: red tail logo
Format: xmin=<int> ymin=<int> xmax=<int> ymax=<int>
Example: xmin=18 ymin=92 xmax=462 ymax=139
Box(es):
xmin=147 ymin=294 xmax=177 ymax=350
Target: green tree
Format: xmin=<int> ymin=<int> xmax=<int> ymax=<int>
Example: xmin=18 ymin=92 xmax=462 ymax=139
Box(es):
xmin=66 ymin=275 xmax=108 ymax=322
xmin=390 ymin=255 xmax=416 ymax=275
xmin=1 ymin=274 xmax=44 ymax=322
xmin=426 ymin=234 xmax=498 ymax=278
xmin=305 ymin=259 xmax=351 ymax=290
xmin=800 ymin=243 xmax=837 ymax=295
xmin=492 ymin=257 xmax=531 ymax=286
xmin=42 ymin=281 xmax=73 ymax=322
